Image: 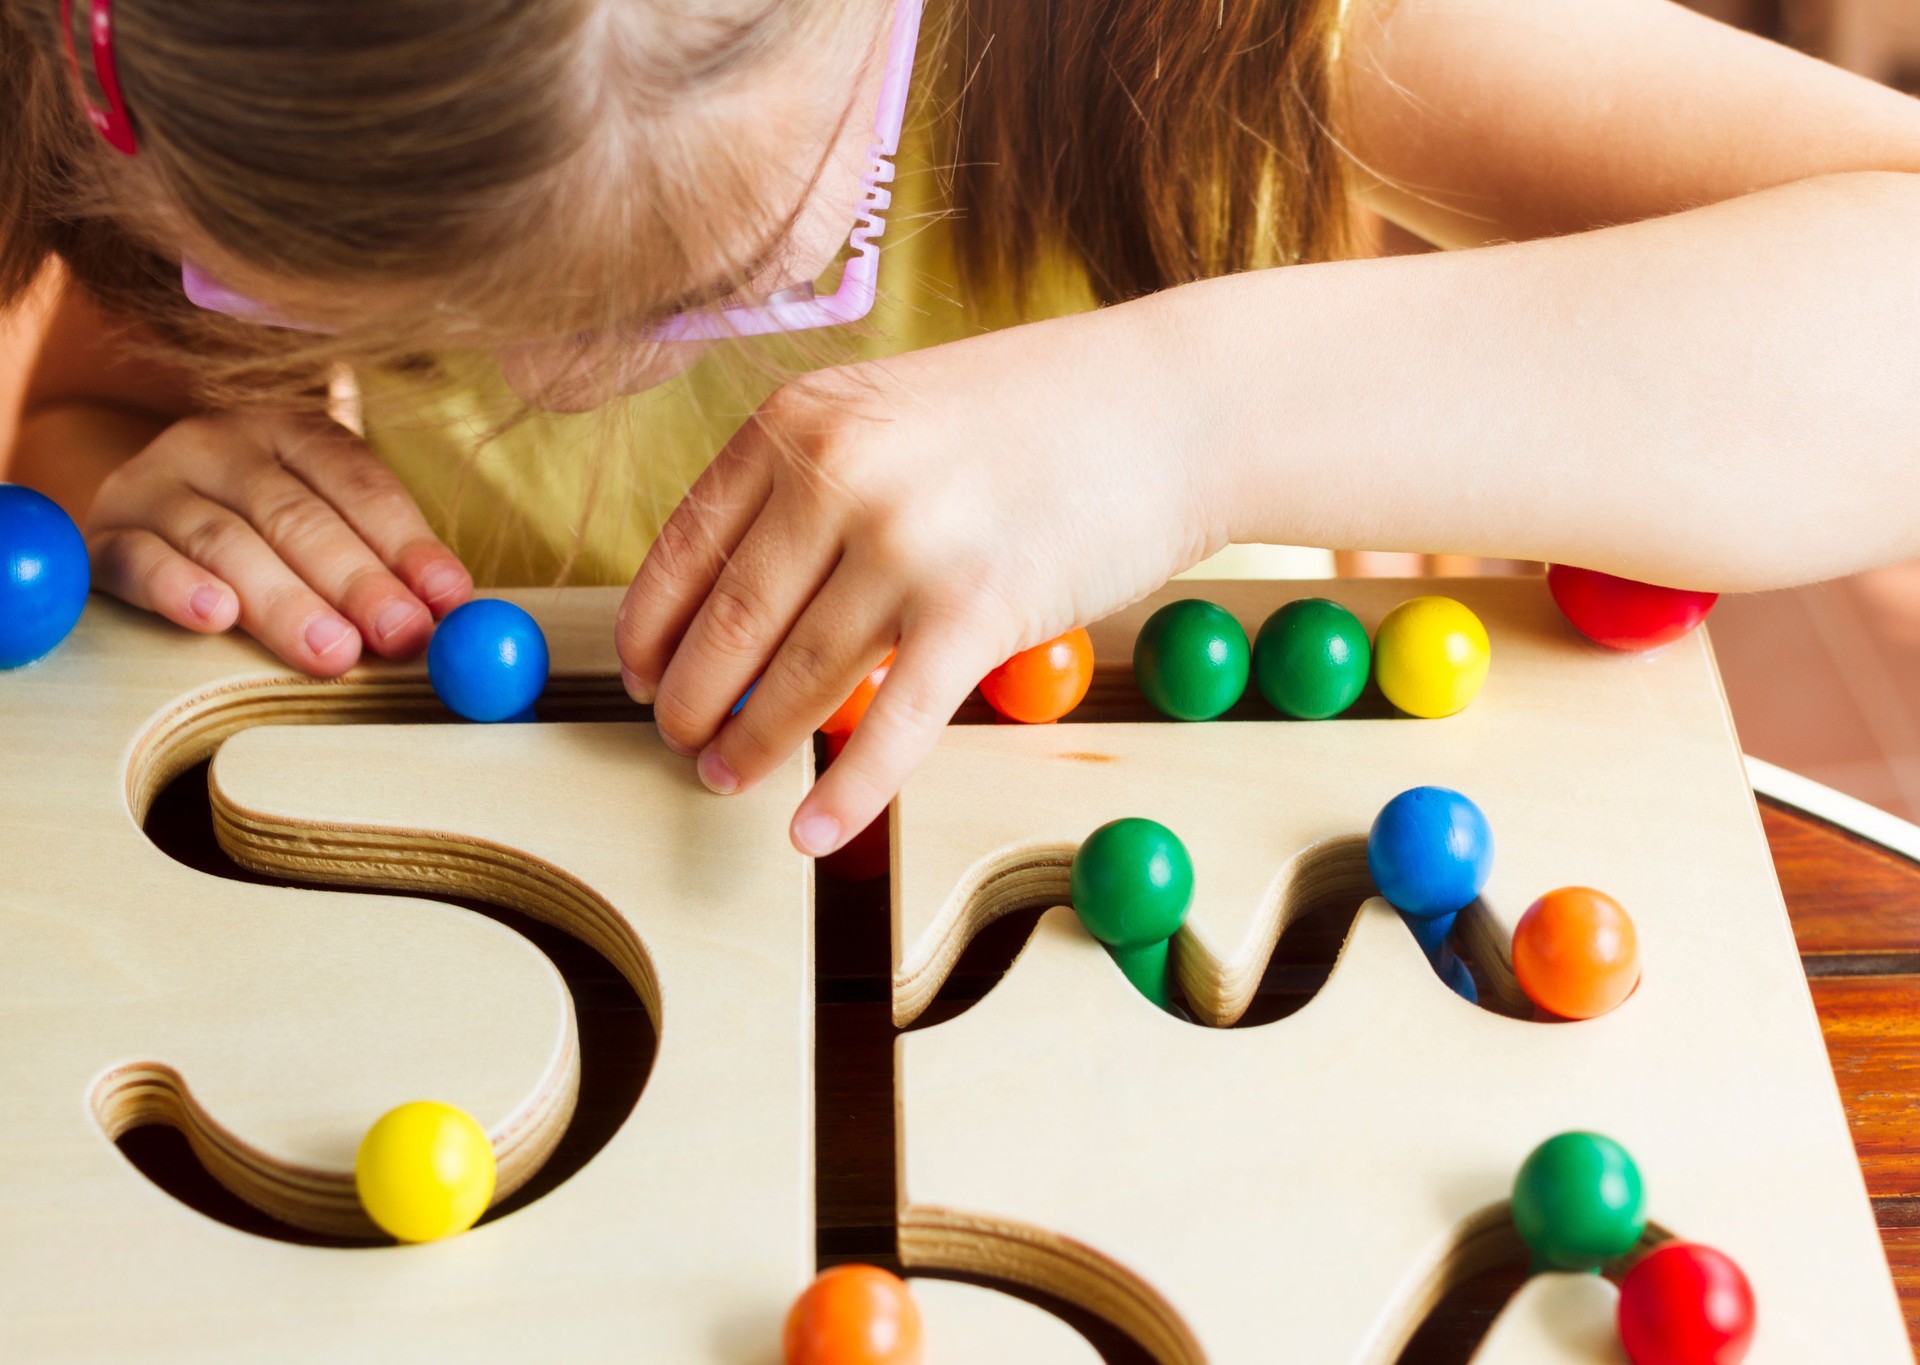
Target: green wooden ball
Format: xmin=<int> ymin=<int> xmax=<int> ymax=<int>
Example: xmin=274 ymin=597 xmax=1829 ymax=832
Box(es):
xmin=1133 ymin=599 xmax=1250 ymax=721
xmin=1069 ymin=818 xmax=1195 ymax=950
xmin=1511 ymin=1131 xmax=1648 ymax=1271
xmin=1253 ymin=598 xmax=1372 ymax=719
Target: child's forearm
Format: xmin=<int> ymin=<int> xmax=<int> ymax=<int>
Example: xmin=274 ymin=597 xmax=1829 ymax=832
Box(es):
xmin=1162 ymin=171 xmax=1920 ymax=593
xmin=9 ymin=403 xmax=170 ymax=521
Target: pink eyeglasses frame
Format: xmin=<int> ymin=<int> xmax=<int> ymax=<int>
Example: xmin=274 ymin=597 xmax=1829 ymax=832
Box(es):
xmin=180 ymin=0 xmax=926 ymax=340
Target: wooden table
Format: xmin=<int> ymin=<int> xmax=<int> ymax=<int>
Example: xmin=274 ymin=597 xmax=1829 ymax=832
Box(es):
xmin=130 ymin=766 xmax=1920 ymax=1362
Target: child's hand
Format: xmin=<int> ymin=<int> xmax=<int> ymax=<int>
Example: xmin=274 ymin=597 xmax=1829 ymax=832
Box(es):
xmin=615 ymin=301 xmax=1223 ymax=856
xmin=85 ymin=410 xmax=473 ymax=676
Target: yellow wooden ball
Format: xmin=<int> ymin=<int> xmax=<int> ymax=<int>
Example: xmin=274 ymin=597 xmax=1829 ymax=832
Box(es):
xmin=1373 ymin=596 xmax=1491 ymax=718
xmin=355 ymin=1101 xmax=496 ymax=1243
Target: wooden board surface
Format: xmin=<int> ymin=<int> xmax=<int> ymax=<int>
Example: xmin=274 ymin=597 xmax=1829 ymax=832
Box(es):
xmin=912 ymin=1278 xmax=1102 ymax=1362
xmin=209 ymin=720 xmax=814 ymax=1357
xmin=1467 ymin=1273 xmax=1625 ymax=1365
xmin=7 ymin=582 xmax=1917 ymax=1362
xmin=893 ymin=579 xmax=1907 ymax=1362
xmin=0 ymin=590 xmax=819 ymax=1359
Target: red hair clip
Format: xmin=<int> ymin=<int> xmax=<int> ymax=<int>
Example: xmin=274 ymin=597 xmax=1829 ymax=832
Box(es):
xmin=60 ymin=0 xmax=136 ymax=155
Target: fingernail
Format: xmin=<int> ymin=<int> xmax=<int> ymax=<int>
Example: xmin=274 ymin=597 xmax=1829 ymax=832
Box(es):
xmin=188 ymin=585 xmax=225 ymax=622
xmin=374 ymin=600 xmax=424 ymax=643
xmin=698 ymin=749 xmax=738 ymax=795
xmin=418 ymin=562 xmax=469 ymax=609
xmin=621 ymin=665 xmax=655 ymax=705
xmin=794 ymin=812 xmax=841 ymax=857
xmin=305 ymin=616 xmax=353 ymax=658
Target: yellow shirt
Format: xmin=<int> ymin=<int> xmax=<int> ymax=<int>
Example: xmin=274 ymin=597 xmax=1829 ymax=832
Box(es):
xmin=360 ymin=75 xmax=1335 ymax=587
xmin=361 ymin=93 xmax=1100 ymax=589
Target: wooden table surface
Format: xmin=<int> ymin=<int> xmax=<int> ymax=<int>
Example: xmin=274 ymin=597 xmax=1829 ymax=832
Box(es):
xmin=132 ymin=767 xmax=1920 ymax=1363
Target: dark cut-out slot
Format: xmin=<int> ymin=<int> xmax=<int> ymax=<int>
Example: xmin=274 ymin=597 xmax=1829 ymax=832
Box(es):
xmin=948 ymin=666 xmax=1409 ymax=726
xmin=1392 ymin=1219 xmax=1672 ymax=1364
xmin=1392 ymin=1215 xmax=1532 ymax=1365
xmin=909 ymin=906 xmax=1052 ymax=1030
xmin=133 ymin=760 xmax=655 ymax=1246
xmin=901 ymin=833 xmax=1549 ymax=1035
xmin=1231 ymin=895 xmax=1365 ymax=1028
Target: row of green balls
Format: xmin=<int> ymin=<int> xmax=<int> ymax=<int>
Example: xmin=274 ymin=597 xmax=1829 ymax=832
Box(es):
xmin=1134 ymin=597 xmax=1374 ymax=722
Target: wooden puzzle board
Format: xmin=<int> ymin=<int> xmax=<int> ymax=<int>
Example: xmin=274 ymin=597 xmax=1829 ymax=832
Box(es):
xmin=0 ymin=589 xmax=826 ymax=1359
xmin=1469 ymin=1273 xmax=1626 ymax=1364
xmin=893 ymin=578 xmax=1908 ymax=1362
xmin=0 ymin=579 xmax=1904 ymax=1361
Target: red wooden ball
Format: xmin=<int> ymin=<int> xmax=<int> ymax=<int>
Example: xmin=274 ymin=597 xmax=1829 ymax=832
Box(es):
xmin=1547 ymin=565 xmax=1718 ymax=652
xmin=818 ymin=729 xmax=889 ymax=882
xmin=1618 ymin=1242 xmax=1756 ymax=1365
xmin=821 ymin=816 xmax=889 ymax=883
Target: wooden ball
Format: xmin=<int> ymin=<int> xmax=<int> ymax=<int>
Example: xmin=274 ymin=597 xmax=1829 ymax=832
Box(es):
xmin=980 ymin=628 xmax=1095 ymax=723
xmin=427 ymin=600 xmax=549 ymax=724
xmin=1372 ymin=596 xmax=1490 ymax=718
xmin=783 ymin=1265 xmax=925 ymax=1365
xmin=1132 ymin=600 xmax=1249 ymax=721
xmin=1366 ymin=787 xmax=1494 ymax=920
xmin=0 ymin=485 xmax=89 ymax=670
xmin=1618 ymin=1242 xmax=1757 ymax=1365
xmin=1511 ymin=1131 xmax=1648 ymax=1271
xmin=1548 ymin=565 xmax=1718 ymax=652
xmin=354 ymin=1101 xmax=496 ymax=1243
xmin=1513 ymin=887 xmax=1641 ymax=1019
xmin=1069 ymin=817 xmax=1195 ymax=950
xmin=1252 ymin=598 xmax=1371 ymax=719
xmin=819 ymin=729 xmax=889 ymax=883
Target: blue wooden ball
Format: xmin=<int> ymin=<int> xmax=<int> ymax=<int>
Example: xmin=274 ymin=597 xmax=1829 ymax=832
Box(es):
xmin=1401 ymin=907 xmax=1458 ymax=961
xmin=1367 ymin=786 xmax=1494 ymax=920
xmin=428 ymin=599 xmax=549 ymax=723
xmin=1434 ymin=945 xmax=1479 ymax=1004
xmin=0 ymin=485 xmax=89 ymax=670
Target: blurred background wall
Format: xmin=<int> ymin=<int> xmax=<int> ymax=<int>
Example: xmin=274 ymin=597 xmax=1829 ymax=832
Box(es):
xmin=1674 ymin=0 xmax=1920 ymax=820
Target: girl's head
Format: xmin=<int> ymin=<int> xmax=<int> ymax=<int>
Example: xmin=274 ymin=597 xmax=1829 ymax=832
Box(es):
xmin=0 ymin=0 xmax=1354 ymax=410
xmin=3 ymin=0 xmax=904 ymax=407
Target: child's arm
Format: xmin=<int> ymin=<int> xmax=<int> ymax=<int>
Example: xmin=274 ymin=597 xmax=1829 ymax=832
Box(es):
xmin=1342 ymin=0 xmax=1920 ymax=250
xmin=10 ymin=283 xmax=471 ymax=673
xmin=618 ymin=0 xmax=1920 ymax=855
xmin=1200 ymin=0 xmax=1920 ymax=587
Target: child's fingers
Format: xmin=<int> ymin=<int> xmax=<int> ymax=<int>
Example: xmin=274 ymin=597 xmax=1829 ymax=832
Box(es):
xmin=785 ymin=627 xmax=989 ymax=857
xmin=197 ymin=460 xmax=435 ymax=660
xmin=87 ymin=526 xmax=240 ymax=634
xmin=695 ymin=571 xmax=898 ymax=795
xmin=649 ymin=507 xmax=838 ymax=757
xmin=616 ymin=435 xmax=777 ymax=702
xmin=149 ymin=489 xmax=365 ymax=677
xmin=270 ymin=418 xmax=472 ymax=617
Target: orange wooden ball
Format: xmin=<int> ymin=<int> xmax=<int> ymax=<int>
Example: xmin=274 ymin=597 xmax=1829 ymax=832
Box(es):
xmin=821 ymin=649 xmax=896 ymax=739
xmin=783 ymin=1265 xmax=925 ymax=1365
xmin=980 ymin=629 xmax=1096 ymax=724
xmin=1513 ymin=887 xmax=1641 ymax=1020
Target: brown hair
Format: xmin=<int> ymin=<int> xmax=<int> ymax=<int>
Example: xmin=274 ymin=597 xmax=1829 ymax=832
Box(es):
xmin=950 ymin=0 xmax=1354 ymax=306
xmin=0 ymin=0 xmax=1353 ymax=403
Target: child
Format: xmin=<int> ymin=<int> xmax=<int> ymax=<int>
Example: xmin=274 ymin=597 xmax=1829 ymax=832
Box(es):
xmin=5 ymin=0 xmax=1920 ymax=860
